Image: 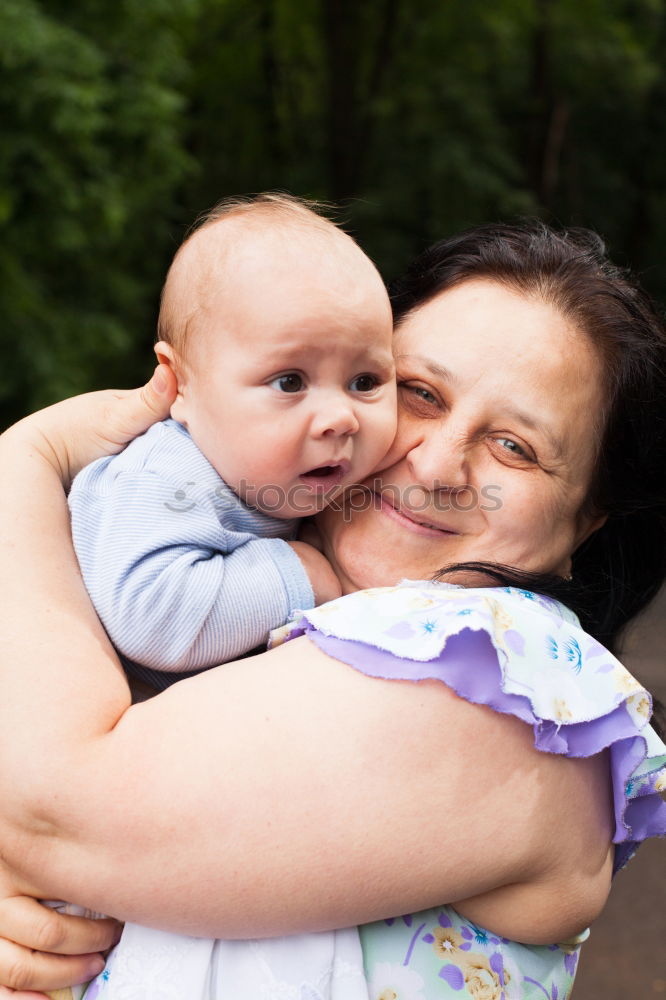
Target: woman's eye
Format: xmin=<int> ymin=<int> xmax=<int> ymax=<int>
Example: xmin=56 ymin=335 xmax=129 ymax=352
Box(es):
xmin=269 ymin=373 xmax=304 ymax=393
xmin=399 ymin=382 xmax=439 ymax=406
xmin=495 ymin=437 xmax=531 ymax=460
xmin=349 ymin=373 xmax=379 ymax=393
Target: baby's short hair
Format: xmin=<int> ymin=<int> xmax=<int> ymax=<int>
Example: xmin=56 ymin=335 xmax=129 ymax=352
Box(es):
xmin=157 ymin=193 xmax=341 ymax=359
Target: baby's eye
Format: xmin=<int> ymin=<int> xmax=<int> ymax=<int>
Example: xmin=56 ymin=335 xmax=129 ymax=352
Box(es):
xmin=349 ymin=373 xmax=379 ymax=393
xmin=269 ymin=373 xmax=304 ymax=393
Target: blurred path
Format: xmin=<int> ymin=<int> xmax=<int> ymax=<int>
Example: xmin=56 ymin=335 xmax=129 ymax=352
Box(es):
xmin=575 ymin=587 xmax=666 ymax=998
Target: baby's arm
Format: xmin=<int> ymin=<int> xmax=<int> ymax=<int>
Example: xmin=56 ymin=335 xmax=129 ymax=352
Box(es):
xmin=69 ymin=467 xmax=336 ymax=672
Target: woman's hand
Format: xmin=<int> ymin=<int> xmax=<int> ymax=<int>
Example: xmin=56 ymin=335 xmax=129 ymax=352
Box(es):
xmin=7 ymin=365 xmax=177 ymax=489
xmin=0 ymin=884 xmax=121 ymax=997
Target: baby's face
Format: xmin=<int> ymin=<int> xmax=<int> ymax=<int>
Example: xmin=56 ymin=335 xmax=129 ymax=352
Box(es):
xmin=169 ymin=234 xmax=397 ymax=517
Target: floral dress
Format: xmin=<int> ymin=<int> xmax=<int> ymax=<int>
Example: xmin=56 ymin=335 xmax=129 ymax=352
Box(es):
xmin=277 ymin=581 xmax=666 ymax=1000
xmin=56 ymin=583 xmax=665 ymax=1000
xmin=361 ymin=909 xmax=584 ymax=1000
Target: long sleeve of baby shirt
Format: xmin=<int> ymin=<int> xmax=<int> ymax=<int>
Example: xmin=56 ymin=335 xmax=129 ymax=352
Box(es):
xmin=68 ymin=419 xmax=314 ymax=686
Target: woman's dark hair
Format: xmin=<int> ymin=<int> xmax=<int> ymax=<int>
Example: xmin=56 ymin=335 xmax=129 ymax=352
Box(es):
xmin=390 ymin=221 xmax=666 ymax=709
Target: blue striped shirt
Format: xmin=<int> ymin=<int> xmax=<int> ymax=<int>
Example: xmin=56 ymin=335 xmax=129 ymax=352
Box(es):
xmin=68 ymin=419 xmax=314 ymax=689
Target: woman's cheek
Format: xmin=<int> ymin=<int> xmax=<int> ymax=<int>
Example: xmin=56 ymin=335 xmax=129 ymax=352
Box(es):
xmin=495 ymin=485 xmax=572 ymax=573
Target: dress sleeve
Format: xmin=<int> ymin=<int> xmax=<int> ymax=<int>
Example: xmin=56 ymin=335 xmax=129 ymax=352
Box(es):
xmin=272 ymin=581 xmax=666 ymax=873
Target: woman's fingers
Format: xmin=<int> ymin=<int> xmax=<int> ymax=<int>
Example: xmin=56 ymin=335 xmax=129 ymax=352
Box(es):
xmin=0 ymin=898 xmax=121 ymax=994
xmin=0 ymin=986 xmax=52 ymax=999
xmin=102 ymin=363 xmax=178 ymax=451
xmin=0 ymin=936 xmax=105 ymax=993
xmin=139 ymin=363 xmax=178 ymax=420
xmin=12 ymin=364 xmax=180 ymax=486
xmin=0 ymin=898 xmax=120 ymax=958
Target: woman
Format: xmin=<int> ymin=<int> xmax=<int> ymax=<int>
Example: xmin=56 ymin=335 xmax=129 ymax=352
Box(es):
xmin=0 ymin=222 xmax=664 ymax=999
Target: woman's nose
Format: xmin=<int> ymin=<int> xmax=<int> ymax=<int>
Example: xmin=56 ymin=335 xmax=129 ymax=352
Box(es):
xmin=405 ymin=429 xmax=468 ymax=492
xmin=310 ymin=392 xmax=360 ymax=438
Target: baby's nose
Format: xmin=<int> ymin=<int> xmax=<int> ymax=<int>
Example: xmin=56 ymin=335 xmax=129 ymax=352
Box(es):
xmin=311 ymin=393 xmax=360 ymax=437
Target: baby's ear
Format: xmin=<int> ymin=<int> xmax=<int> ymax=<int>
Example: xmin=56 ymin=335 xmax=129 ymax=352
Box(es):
xmin=154 ymin=342 xmax=188 ymax=424
xmin=154 ymin=341 xmax=178 ymax=372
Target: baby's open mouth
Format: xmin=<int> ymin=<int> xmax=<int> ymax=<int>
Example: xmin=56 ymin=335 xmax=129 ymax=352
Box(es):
xmin=301 ymin=465 xmax=342 ymax=479
xmin=299 ymin=462 xmax=350 ymax=492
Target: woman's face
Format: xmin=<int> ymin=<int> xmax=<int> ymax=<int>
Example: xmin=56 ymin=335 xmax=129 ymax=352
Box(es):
xmin=318 ymin=278 xmax=607 ymax=593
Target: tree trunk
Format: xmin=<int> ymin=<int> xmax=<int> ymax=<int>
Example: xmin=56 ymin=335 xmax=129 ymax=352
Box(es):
xmin=527 ymin=0 xmax=568 ymax=211
xmin=321 ymin=0 xmax=363 ymax=200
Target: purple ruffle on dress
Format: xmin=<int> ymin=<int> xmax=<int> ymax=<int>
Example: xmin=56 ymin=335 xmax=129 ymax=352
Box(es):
xmin=272 ymin=581 xmax=666 ymax=874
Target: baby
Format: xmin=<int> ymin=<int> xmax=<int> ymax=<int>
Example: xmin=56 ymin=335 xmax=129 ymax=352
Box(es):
xmin=49 ymin=196 xmax=397 ymax=998
xmin=68 ymin=193 xmax=397 ymax=691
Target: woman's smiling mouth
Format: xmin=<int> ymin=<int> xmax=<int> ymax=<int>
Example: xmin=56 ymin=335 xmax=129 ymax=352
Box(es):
xmin=375 ymin=491 xmax=460 ymax=537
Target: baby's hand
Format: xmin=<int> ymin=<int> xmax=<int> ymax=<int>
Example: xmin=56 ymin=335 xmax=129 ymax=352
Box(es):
xmin=288 ymin=541 xmax=342 ymax=605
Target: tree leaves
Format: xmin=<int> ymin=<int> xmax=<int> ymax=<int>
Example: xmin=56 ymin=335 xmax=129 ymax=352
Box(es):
xmin=2 ymin=0 xmax=666 ymax=427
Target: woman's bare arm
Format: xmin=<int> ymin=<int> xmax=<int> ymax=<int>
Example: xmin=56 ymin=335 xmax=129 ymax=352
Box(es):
xmin=0 ymin=387 xmax=613 ymax=945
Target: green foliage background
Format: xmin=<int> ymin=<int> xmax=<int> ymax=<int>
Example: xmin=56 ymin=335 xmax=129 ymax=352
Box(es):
xmin=2 ymin=0 xmax=666 ymax=426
